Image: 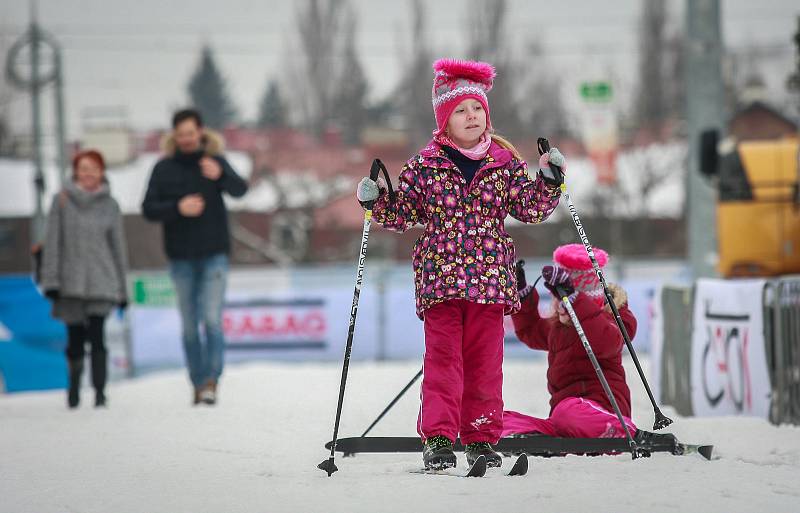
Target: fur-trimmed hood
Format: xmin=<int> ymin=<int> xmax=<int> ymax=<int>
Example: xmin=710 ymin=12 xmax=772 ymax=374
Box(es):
xmin=605 ymin=283 xmax=628 ymax=310
xmin=160 ymin=128 xmax=225 ymax=157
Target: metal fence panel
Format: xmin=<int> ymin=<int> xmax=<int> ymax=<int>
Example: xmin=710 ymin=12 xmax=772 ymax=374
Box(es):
xmin=770 ymin=276 xmax=800 ymax=425
xmin=659 ymin=285 xmax=694 ymax=416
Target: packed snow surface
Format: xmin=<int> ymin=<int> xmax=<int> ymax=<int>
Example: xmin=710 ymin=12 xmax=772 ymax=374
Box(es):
xmin=1 ymin=358 xmax=797 ymax=513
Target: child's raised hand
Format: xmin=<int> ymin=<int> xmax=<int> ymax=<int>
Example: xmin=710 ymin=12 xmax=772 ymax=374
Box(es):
xmin=538 ymin=147 xmax=568 ymax=174
xmin=541 ymin=265 xmax=575 ymax=299
xmin=357 ymin=177 xmax=379 ymax=202
xmin=356 ymin=176 xmax=388 ymax=209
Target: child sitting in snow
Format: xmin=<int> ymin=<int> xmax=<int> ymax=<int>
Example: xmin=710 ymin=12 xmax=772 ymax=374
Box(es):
xmin=502 ymin=244 xmax=639 ymax=439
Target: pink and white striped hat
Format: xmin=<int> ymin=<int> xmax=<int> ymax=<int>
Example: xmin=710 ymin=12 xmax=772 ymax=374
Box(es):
xmin=553 ymin=244 xmax=609 ymax=306
xmin=431 ymin=58 xmax=495 ymax=136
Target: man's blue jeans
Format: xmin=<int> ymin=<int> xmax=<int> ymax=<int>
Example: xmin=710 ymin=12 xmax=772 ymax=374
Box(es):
xmin=169 ymin=253 xmax=228 ymax=388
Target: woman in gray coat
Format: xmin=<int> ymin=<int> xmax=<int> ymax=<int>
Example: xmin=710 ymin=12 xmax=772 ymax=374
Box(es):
xmin=41 ymin=150 xmax=128 ymax=408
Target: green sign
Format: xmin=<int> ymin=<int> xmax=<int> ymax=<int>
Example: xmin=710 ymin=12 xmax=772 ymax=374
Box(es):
xmin=131 ymin=275 xmax=175 ymax=306
xmin=580 ymin=81 xmax=613 ymax=102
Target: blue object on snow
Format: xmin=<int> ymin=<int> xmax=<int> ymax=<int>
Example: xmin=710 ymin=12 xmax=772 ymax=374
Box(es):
xmin=0 ymin=275 xmax=67 ymax=392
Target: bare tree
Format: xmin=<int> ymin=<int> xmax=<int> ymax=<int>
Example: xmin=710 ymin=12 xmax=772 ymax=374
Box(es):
xmin=525 ymin=42 xmax=571 ymax=138
xmin=229 ymin=172 xmax=353 ymax=264
xmin=332 ymin=8 xmax=369 ymax=145
xmin=664 ymin=30 xmax=686 ymax=124
xmin=290 ymin=0 xmax=348 ymax=138
xmin=631 ymin=0 xmax=688 ymax=135
xmin=0 ymin=17 xmax=17 ymax=156
xmin=633 ymin=0 xmax=668 ymax=131
xmin=723 ymin=44 xmax=773 ymax=113
xmin=584 ymin=142 xmax=687 ymax=219
xmin=466 ymin=0 xmax=523 ymax=138
xmin=395 ymin=0 xmax=435 ymax=148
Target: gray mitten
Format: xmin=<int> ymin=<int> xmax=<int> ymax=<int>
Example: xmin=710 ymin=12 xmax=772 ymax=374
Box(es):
xmin=549 ymin=147 xmax=566 ymax=167
xmin=357 ymin=177 xmax=379 ymax=203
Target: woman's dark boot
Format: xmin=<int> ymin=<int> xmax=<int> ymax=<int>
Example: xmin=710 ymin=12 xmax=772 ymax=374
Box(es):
xmin=91 ymin=347 xmax=108 ymax=408
xmin=87 ymin=316 xmax=108 ymax=408
xmin=67 ymin=358 xmax=83 ymax=409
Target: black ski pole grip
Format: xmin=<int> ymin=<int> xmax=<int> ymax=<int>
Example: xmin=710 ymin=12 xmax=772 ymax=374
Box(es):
xmin=537 ymin=137 xmax=550 ymax=156
xmin=364 ymin=160 xmax=383 ymax=211
xmin=536 ymin=137 xmax=564 ymax=187
xmin=368 ymin=158 xmax=397 ymax=205
xmin=369 ymin=159 xmax=382 ymax=181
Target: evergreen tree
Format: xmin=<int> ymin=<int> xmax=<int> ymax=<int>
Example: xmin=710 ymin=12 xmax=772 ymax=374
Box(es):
xmin=257 ymin=80 xmax=287 ymax=128
xmin=187 ymin=45 xmax=238 ymax=129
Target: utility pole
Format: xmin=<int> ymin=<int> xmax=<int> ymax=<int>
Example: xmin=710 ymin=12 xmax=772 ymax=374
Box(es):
xmin=5 ymin=1 xmax=68 ymax=245
xmin=685 ymin=0 xmax=724 ymax=279
xmin=789 ymin=16 xmax=800 ymax=133
xmin=791 ymin=16 xmax=800 ymax=201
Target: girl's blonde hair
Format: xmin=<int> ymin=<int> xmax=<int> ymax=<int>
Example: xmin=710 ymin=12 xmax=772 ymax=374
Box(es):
xmin=490 ymin=133 xmax=522 ymax=161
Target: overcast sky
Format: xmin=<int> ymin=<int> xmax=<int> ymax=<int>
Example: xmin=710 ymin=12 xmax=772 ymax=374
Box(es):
xmin=1 ymin=0 xmax=797 ymax=139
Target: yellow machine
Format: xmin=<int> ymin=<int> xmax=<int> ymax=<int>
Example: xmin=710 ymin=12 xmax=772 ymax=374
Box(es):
xmin=701 ymin=134 xmax=800 ymax=277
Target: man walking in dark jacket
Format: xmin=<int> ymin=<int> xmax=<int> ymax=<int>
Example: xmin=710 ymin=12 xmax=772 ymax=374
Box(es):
xmin=142 ymin=109 xmax=248 ymax=405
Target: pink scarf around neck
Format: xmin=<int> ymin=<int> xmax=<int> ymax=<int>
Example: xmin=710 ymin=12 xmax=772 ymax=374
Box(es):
xmin=435 ymin=132 xmax=492 ymax=161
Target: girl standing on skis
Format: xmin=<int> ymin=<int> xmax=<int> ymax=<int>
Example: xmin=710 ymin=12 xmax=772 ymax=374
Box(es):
xmin=503 ymin=244 xmax=639 ymax=439
xmin=357 ymin=59 xmax=564 ymax=470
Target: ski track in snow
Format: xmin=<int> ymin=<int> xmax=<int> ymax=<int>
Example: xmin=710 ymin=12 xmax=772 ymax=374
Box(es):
xmin=0 ymin=358 xmax=797 ymax=513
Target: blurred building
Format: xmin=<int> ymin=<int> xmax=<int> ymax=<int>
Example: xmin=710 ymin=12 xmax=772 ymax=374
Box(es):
xmin=0 ymin=125 xmax=694 ymax=274
xmin=729 ymin=101 xmax=798 ymax=142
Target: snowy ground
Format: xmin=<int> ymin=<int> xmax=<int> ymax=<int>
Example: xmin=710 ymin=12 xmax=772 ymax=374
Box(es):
xmin=1 ymin=357 xmax=798 ymax=513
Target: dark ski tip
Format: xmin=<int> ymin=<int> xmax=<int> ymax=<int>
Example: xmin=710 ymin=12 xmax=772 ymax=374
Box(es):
xmin=507 ymin=453 xmax=528 ymax=476
xmin=674 ymin=443 xmax=714 ymax=461
xmin=318 ymin=458 xmax=338 ymax=477
xmin=698 ymin=445 xmax=714 ymax=461
xmin=465 ymin=455 xmax=487 ymax=477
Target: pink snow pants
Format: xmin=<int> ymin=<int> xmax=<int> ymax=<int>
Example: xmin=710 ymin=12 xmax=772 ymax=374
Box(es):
xmin=417 ymin=299 xmax=505 ymax=445
xmin=502 ymin=397 xmax=638 ymax=439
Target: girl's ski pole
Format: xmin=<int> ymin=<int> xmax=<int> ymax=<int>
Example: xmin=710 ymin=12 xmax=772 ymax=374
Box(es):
xmin=318 ymin=159 xmax=395 ymax=476
xmin=538 ymin=137 xmax=673 ymax=430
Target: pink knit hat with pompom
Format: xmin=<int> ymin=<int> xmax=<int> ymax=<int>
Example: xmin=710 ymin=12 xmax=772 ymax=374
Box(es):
xmin=553 ymin=244 xmax=609 ymax=306
xmin=431 ymin=58 xmax=495 ymax=136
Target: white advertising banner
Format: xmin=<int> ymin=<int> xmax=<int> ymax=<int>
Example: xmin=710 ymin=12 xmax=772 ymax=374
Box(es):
xmin=130 ymin=288 xmax=381 ymax=369
xmin=690 ymin=279 xmax=771 ymax=418
xmin=130 ymin=273 xmax=659 ymax=370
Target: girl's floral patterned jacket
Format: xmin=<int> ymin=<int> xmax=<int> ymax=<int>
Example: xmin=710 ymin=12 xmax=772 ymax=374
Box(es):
xmin=372 ymin=139 xmax=561 ymax=320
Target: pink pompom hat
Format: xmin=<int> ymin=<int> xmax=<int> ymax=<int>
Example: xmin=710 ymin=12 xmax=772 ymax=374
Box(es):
xmin=553 ymin=243 xmax=609 ymax=306
xmin=431 ymin=58 xmax=495 ymax=136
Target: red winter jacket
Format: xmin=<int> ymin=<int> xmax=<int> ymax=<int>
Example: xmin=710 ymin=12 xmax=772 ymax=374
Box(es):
xmin=511 ymin=289 xmax=637 ymax=417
